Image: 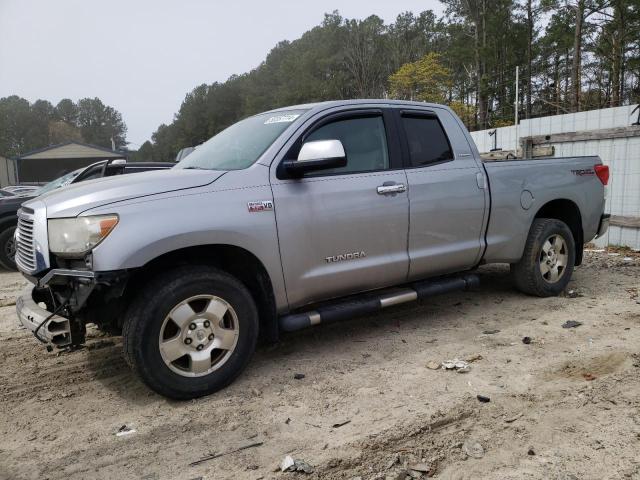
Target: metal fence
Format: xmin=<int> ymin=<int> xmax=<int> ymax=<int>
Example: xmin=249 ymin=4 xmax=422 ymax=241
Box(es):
xmin=470 ymin=104 xmax=640 ymax=250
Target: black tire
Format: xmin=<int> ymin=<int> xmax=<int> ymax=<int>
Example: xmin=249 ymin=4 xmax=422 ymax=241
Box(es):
xmin=0 ymin=226 xmax=17 ymax=271
xmin=123 ymin=265 xmax=259 ymax=399
xmin=511 ymin=218 xmax=575 ymax=297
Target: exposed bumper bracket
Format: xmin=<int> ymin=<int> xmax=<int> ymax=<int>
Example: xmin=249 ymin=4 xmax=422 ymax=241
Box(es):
xmin=16 ymin=287 xmax=72 ymax=347
xmin=37 ymin=269 xmax=95 ymax=288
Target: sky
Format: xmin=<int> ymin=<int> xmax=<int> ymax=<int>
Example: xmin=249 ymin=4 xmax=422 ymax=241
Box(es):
xmin=0 ymin=0 xmax=443 ymax=148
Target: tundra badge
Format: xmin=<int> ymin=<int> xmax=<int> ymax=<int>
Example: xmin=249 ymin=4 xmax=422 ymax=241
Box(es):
xmin=325 ymin=251 xmax=366 ymax=263
xmin=571 ymin=169 xmax=595 ymax=176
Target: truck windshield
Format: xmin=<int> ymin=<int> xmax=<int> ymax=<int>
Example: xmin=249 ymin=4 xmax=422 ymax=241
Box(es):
xmin=175 ymin=109 xmax=306 ymax=171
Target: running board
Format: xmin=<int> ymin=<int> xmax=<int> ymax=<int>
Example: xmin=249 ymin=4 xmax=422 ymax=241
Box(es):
xmin=279 ymin=273 xmax=479 ymax=332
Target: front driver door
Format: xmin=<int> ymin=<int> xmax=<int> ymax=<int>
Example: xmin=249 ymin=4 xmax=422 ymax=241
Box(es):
xmin=271 ymin=109 xmax=410 ymax=309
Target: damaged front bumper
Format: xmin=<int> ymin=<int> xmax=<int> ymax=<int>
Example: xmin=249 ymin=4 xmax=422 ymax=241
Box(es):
xmin=16 ymin=269 xmax=107 ymax=348
xmin=16 ymin=286 xmax=73 ymax=346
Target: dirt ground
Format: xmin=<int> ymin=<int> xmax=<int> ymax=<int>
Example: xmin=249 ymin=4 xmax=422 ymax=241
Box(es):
xmin=1 ymin=250 xmax=639 ymax=480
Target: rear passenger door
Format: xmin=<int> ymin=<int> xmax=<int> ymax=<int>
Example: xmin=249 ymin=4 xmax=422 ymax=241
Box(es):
xmin=396 ymin=108 xmax=487 ymax=280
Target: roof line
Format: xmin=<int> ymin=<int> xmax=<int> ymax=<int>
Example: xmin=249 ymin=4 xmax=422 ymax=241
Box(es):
xmin=14 ymin=141 xmax=126 ymax=159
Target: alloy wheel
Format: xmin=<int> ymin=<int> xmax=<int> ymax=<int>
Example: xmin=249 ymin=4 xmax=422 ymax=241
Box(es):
xmin=539 ymin=234 xmax=569 ymax=283
xmin=158 ymin=295 xmax=239 ymax=377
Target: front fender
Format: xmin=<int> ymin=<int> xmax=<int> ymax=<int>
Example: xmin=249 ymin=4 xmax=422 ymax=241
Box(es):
xmin=87 ymin=186 xmax=287 ymax=311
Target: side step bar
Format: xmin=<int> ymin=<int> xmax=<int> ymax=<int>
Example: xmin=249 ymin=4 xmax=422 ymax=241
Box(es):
xmin=279 ymin=273 xmax=479 ymax=333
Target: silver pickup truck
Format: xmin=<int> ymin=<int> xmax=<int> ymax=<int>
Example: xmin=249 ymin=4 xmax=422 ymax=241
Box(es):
xmin=15 ymin=100 xmax=610 ymax=399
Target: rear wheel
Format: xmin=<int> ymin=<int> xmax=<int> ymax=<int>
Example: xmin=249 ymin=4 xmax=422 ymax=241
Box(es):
xmin=123 ymin=265 xmax=259 ymax=399
xmin=0 ymin=226 xmax=17 ymax=270
xmin=511 ymin=218 xmax=575 ymax=297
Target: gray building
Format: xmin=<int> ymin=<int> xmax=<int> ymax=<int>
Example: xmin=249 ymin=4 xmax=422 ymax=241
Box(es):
xmin=0 ymin=155 xmax=17 ymax=187
xmin=14 ymin=141 xmax=126 ymax=185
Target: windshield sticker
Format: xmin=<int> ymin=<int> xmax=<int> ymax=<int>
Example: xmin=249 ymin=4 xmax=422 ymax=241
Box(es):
xmin=264 ymin=114 xmax=300 ymax=124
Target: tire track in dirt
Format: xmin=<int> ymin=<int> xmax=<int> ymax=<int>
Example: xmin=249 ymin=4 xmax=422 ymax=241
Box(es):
xmin=306 ymin=352 xmax=640 ymax=479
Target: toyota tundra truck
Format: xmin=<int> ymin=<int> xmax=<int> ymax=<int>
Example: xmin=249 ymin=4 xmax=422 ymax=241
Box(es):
xmin=15 ymin=100 xmax=610 ymax=399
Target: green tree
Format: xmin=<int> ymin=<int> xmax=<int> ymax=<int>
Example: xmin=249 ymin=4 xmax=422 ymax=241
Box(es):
xmin=77 ymin=97 xmax=127 ymax=149
xmin=151 ymin=123 xmax=180 ymax=162
xmin=538 ymin=6 xmax=575 ymax=114
xmin=48 ymin=120 xmax=83 ymax=144
xmin=0 ymin=96 xmax=33 ymax=157
xmin=29 ymin=99 xmax=55 ymax=148
xmin=343 ymin=15 xmax=388 ymax=97
xmin=449 ymin=100 xmax=476 ymax=128
xmin=387 ymin=11 xmax=440 ymax=72
xmin=389 ymin=53 xmax=452 ymax=102
xmin=128 ymin=140 xmax=155 ymax=162
xmin=55 ymin=98 xmax=79 ymax=124
xmin=0 ymin=95 xmax=126 ymax=157
xmin=146 ymin=4 xmax=640 ymax=156
xmin=441 ymin=0 xmax=492 ymax=128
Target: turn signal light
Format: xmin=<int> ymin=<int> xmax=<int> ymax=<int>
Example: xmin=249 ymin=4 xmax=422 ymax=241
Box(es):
xmin=99 ymin=217 xmax=119 ymax=237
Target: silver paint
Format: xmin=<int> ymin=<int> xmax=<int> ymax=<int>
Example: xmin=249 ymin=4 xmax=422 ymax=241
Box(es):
xmin=18 ymin=99 xmax=606 ymax=318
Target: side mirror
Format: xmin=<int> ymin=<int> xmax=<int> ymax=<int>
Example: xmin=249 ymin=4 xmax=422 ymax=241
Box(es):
xmin=282 ymin=139 xmax=347 ymax=177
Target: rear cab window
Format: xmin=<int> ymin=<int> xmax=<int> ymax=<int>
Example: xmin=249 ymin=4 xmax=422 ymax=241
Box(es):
xmin=400 ymin=113 xmax=454 ymax=168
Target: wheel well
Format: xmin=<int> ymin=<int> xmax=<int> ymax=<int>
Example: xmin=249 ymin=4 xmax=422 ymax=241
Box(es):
xmin=534 ymin=199 xmax=584 ymax=265
xmin=124 ymin=245 xmax=278 ymax=342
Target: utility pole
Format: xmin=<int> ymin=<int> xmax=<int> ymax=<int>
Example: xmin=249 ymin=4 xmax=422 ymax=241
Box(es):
xmin=515 ymin=66 xmax=520 ymax=157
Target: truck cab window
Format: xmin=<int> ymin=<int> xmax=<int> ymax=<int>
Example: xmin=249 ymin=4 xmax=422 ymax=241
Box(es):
xmin=304 ymin=116 xmax=389 ymax=174
xmin=401 ymin=115 xmax=453 ymax=167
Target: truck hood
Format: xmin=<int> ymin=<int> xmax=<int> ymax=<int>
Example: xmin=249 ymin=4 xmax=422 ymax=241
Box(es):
xmin=27 ymin=168 xmax=225 ymax=218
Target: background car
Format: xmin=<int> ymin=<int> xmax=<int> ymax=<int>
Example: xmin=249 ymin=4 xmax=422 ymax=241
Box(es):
xmin=1 ymin=185 xmax=41 ymax=196
xmin=0 ymin=159 xmax=171 ymax=270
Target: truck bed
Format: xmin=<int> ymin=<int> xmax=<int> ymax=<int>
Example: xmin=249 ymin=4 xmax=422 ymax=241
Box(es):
xmin=481 ymin=155 xmax=605 ymax=264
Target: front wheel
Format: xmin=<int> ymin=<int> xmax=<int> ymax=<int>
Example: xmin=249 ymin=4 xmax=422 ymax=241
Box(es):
xmin=123 ymin=265 xmax=259 ymax=399
xmin=511 ymin=218 xmax=575 ymax=297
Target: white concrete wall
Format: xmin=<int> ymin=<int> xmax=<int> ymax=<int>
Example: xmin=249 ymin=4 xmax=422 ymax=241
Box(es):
xmin=469 ymin=105 xmax=640 ymax=249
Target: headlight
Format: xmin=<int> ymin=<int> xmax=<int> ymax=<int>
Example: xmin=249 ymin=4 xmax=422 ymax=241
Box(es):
xmin=48 ymin=214 xmax=119 ymax=257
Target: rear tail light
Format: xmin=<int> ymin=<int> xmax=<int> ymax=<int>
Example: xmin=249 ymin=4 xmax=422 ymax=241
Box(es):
xmin=594 ymin=164 xmax=609 ymax=185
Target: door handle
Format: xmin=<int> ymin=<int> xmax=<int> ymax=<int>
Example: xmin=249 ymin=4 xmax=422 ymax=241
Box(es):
xmin=377 ymin=183 xmax=407 ymax=195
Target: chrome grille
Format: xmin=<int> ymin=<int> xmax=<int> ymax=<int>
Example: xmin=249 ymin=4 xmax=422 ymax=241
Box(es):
xmin=16 ymin=208 xmax=36 ymax=273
